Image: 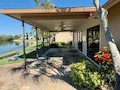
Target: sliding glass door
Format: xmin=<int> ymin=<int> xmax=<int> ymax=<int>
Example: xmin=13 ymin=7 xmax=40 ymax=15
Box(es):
xmin=87 ymin=25 xmax=100 ymax=60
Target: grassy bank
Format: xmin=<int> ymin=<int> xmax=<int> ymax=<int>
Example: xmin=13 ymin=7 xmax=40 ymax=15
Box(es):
xmin=13 ymin=39 xmax=36 ymax=43
xmin=0 ymin=58 xmax=23 ymax=65
xmin=0 ymin=45 xmax=37 ymax=66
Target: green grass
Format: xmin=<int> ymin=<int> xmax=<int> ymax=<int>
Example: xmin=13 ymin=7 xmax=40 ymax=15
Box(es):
xmin=0 ymin=50 xmax=19 ymax=59
xmin=0 ymin=58 xmax=23 ymax=65
xmin=0 ymin=45 xmax=38 ymax=66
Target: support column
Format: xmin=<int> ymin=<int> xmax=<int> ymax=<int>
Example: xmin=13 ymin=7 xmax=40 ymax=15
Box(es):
xmin=22 ymin=21 xmax=27 ymax=69
xmin=48 ymin=32 xmax=49 ymax=46
xmin=73 ymin=32 xmax=78 ymax=49
xmin=42 ymin=31 xmax=44 ymax=47
xmin=35 ymin=27 xmax=39 ymax=59
xmin=47 ymin=32 xmax=50 ymax=46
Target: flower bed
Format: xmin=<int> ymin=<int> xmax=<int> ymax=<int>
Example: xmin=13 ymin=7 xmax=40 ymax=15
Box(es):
xmin=94 ymin=47 xmax=115 ymax=88
xmin=71 ymin=47 xmax=115 ymax=89
xmin=71 ymin=59 xmax=103 ymax=89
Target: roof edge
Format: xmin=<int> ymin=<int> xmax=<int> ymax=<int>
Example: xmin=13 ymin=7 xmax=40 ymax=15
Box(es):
xmin=103 ymin=0 xmax=120 ymax=9
xmin=0 ymin=7 xmax=96 ymax=14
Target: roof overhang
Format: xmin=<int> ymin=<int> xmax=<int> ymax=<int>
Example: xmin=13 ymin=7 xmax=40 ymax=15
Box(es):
xmin=0 ymin=7 xmax=96 ymax=32
xmin=103 ymin=0 xmax=120 ymax=10
xmin=89 ymin=0 xmax=120 ymax=20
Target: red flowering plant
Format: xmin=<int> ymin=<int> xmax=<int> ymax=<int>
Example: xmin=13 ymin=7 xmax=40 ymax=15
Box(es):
xmin=94 ymin=47 xmax=112 ymax=62
xmin=94 ymin=47 xmax=115 ymax=87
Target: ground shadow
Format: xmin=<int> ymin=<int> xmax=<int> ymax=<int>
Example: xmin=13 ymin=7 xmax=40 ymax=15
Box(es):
xmin=20 ymin=46 xmax=49 ymax=59
xmin=46 ymin=48 xmax=82 ymax=65
xmin=10 ymin=48 xmax=81 ymax=90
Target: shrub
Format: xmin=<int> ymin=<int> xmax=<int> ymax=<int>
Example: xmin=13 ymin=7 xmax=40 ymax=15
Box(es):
xmin=49 ymin=43 xmax=58 ymax=48
xmin=71 ymin=47 xmax=115 ymax=89
xmin=71 ymin=59 xmax=103 ymax=89
xmin=61 ymin=42 xmax=65 ymax=46
xmin=94 ymin=47 xmax=115 ymax=87
xmin=55 ymin=42 xmax=64 ymax=47
xmin=94 ymin=47 xmax=112 ymax=62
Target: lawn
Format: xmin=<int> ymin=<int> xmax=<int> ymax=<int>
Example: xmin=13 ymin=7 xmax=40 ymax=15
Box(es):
xmin=0 ymin=58 xmax=23 ymax=65
xmin=0 ymin=45 xmax=38 ymax=66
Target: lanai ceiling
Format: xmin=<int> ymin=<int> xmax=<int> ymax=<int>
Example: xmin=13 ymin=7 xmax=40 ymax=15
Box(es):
xmin=0 ymin=7 xmax=96 ymax=32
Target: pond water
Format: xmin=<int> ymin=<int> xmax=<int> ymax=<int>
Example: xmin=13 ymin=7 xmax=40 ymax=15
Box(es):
xmin=0 ymin=41 xmax=34 ymax=55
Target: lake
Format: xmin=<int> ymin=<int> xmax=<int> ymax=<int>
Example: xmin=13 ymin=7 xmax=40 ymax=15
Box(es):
xmin=0 ymin=41 xmax=34 ymax=55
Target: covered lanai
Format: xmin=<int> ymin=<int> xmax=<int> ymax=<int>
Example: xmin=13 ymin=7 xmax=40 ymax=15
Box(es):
xmin=0 ymin=7 xmax=100 ymax=68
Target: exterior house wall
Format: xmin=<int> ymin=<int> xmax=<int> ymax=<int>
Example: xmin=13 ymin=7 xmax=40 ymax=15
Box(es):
xmin=78 ymin=19 xmax=101 ymax=55
xmin=107 ymin=2 xmax=120 ymax=49
xmin=55 ymin=32 xmax=73 ymax=43
xmin=78 ymin=2 xmax=120 ymax=56
xmin=100 ymin=2 xmax=120 ymax=49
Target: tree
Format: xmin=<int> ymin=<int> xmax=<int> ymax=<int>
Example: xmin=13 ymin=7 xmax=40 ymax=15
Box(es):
xmin=34 ymin=0 xmax=56 ymax=8
xmin=41 ymin=0 xmax=56 ymax=9
xmin=94 ymin=0 xmax=120 ymax=89
xmin=0 ymin=35 xmax=13 ymax=41
xmin=26 ymin=32 xmax=29 ymax=40
xmin=29 ymin=32 xmax=33 ymax=36
xmin=14 ymin=35 xmax=20 ymax=39
xmin=35 ymin=0 xmax=41 ymax=7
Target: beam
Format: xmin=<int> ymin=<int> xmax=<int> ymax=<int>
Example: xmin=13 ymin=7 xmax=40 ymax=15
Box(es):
xmin=49 ymin=30 xmax=74 ymax=32
xmin=0 ymin=8 xmax=96 ymax=14
xmin=21 ymin=13 xmax=89 ymax=20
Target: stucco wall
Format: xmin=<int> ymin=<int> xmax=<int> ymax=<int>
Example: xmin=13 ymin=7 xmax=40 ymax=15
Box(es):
xmin=79 ymin=2 xmax=120 ymax=55
xmin=78 ymin=19 xmax=101 ymax=55
xmin=107 ymin=2 xmax=120 ymax=49
xmin=65 ymin=2 xmax=120 ymax=56
xmin=55 ymin=32 xmax=73 ymax=43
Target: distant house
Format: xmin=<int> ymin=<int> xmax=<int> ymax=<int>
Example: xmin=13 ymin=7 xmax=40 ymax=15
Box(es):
xmin=28 ymin=36 xmax=35 ymax=40
xmin=55 ymin=32 xmax=73 ymax=43
xmin=20 ymin=36 xmax=35 ymax=40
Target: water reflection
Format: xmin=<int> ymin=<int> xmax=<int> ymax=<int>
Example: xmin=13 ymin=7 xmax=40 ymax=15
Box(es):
xmin=25 ymin=42 xmax=34 ymax=47
xmin=0 ymin=41 xmax=34 ymax=55
xmin=0 ymin=41 xmax=14 ymax=46
xmin=15 ymin=42 xmax=20 ymax=46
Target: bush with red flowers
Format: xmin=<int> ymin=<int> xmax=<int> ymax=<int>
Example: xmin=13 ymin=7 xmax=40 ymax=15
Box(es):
xmin=94 ymin=47 xmax=112 ymax=62
xmin=94 ymin=47 xmax=115 ymax=88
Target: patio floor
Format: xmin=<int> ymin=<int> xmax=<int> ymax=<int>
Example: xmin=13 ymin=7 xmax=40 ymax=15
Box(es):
xmin=0 ymin=48 xmax=82 ymax=90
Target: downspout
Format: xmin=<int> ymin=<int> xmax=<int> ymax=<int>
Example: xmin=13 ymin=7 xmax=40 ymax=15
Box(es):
xmin=22 ymin=21 xmax=27 ymax=69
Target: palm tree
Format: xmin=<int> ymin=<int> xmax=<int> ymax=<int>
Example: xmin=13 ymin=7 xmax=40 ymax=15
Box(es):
xmin=35 ymin=0 xmax=41 ymax=8
xmin=31 ymin=27 xmax=45 ymax=46
xmin=41 ymin=0 xmax=56 ymax=9
xmin=34 ymin=0 xmax=56 ymax=8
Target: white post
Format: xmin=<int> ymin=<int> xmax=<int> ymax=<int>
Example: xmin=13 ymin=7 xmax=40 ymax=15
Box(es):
xmin=73 ymin=32 xmax=78 ymax=49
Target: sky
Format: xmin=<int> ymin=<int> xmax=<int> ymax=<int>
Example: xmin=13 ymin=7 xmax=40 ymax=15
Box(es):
xmin=0 ymin=0 xmax=108 ymax=36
